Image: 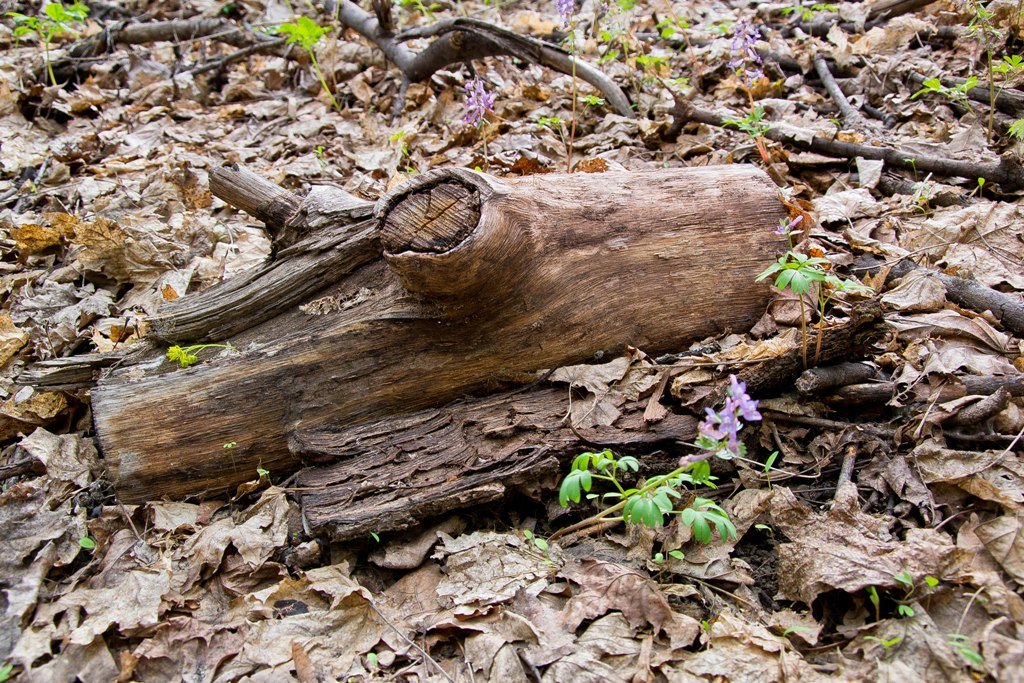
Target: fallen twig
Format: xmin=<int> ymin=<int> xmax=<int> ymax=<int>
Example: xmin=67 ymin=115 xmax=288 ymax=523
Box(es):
xmin=670 ymin=98 xmax=1024 ymax=190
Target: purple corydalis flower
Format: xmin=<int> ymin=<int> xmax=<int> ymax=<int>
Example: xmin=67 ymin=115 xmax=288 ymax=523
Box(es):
xmin=728 ymin=19 xmax=764 ymax=83
xmin=774 ymin=215 xmax=804 ymax=236
xmin=695 ymin=374 xmax=761 ymax=458
xmin=557 ymin=0 xmax=574 ymax=28
xmin=728 ymin=375 xmax=761 ymax=422
xmin=463 ymin=77 xmax=495 ymax=126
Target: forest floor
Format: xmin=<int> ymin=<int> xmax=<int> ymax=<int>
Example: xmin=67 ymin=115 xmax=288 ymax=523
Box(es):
xmin=1 ymin=0 xmax=1024 ymax=681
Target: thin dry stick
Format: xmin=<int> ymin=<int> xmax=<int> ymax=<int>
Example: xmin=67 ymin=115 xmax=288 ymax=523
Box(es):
xmin=368 ymin=603 xmax=456 ymax=683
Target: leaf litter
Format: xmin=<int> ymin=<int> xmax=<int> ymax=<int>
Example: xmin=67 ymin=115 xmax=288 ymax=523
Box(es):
xmin=0 ymin=0 xmax=1023 ymax=680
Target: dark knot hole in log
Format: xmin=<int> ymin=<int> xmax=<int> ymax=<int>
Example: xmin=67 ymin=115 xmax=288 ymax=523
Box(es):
xmin=380 ymin=181 xmax=481 ymax=256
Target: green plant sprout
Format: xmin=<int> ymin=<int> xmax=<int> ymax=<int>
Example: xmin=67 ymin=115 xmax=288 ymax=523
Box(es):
xmin=79 ymin=535 xmax=95 ymax=550
xmin=655 ymin=16 xmax=690 ymax=40
xmin=911 ymin=76 xmax=978 ymax=117
xmin=754 ymin=523 xmax=775 ymax=542
xmin=538 ymin=115 xmax=571 ymax=164
xmin=522 ymin=529 xmax=549 ymax=552
xmin=553 ymin=377 xmax=760 ymax=543
xmin=0 ymin=663 xmax=11 ymax=682
xmin=271 ymin=16 xmax=340 ymax=112
xmin=867 ymin=585 xmax=881 ymax=622
xmin=780 ymin=2 xmax=838 ymax=21
xmin=223 ymin=441 xmax=237 ymax=449
xmin=399 ymin=0 xmax=442 ymax=20
xmin=864 ymin=634 xmax=902 ymax=657
xmin=8 ymin=2 xmax=90 ymax=87
xmin=763 ymin=449 xmax=779 ymax=489
xmin=723 ymin=105 xmax=772 ymax=138
xmin=555 ymin=450 xmax=734 ymax=541
xmin=757 ymin=217 xmax=872 ymax=368
xmin=166 ymin=343 xmax=234 ymax=368
xmin=947 ymin=633 xmax=984 ymax=668
xmin=370 ymin=531 xmax=380 ymax=542
xmin=892 ymin=570 xmax=940 ymax=618
xmin=653 ymin=549 xmax=685 ymax=564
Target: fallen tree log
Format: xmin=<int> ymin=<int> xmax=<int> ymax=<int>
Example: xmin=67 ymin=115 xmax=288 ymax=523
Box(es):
xmin=78 ymin=165 xmax=786 ymax=502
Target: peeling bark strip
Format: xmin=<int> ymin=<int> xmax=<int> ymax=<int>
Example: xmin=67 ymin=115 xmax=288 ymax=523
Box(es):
xmin=91 ymin=166 xmax=786 ymax=502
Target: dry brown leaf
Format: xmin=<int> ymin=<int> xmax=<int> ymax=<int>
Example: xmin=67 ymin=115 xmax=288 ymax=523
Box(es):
xmin=880 ymin=270 xmax=947 ymax=312
xmin=770 ymin=484 xmax=955 ymax=604
xmin=889 ymin=309 xmax=1010 ymax=354
xmin=10 ymin=221 xmax=67 ymax=255
xmin=913 ymin=440 xmax=1024 ymax=508
xmin=0 ymin=314 xmax=28 ymax=368
xmin=434 ymin=531 xmax=562 ymax=607
xmin=974 ymin=512 xmax=1024 ymax=583
xmin=560 ymin=558 xmax=675 ymax=634
xmin=17 ymin=429 xmax=97 ymax=488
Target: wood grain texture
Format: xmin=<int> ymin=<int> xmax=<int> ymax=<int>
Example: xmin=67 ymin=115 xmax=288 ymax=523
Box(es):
xmin=294 ymin=387 xmax=698 ymax=541
xmin=92 ymin=166 xmax=786 ymax=502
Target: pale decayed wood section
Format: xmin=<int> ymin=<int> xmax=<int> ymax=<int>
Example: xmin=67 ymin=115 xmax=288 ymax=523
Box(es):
xmin=93 ymin=166 xmax=786 ymax=502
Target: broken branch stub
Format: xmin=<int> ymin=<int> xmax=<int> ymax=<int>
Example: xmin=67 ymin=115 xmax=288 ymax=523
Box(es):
xmin=94 ymin=166 xmax=786 ymax=502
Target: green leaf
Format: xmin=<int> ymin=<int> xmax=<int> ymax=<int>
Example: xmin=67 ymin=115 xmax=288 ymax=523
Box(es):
xmin=893 ymin=570 xmax=914 ymax=589
xmin=897 ymin=604 xmax=915 ymax=618
xmin=623 ymin=496 xmax=664 ymax=528
xmin=1008 ymin=119 xmax=1024 ymax=139
xmin=668 ymin=549 xmax=685 ymax=560
xmin=79 ymin=536 xmax=96 ymax=550
xmin=559 ymin=468 xmax=592 ymax=506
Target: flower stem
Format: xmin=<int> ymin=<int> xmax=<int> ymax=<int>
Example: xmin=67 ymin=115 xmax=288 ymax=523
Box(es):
xmin=567 ymin=29 xmax=577 ymax=173
xmin=309 ymin=50 xmax=340 ymax=112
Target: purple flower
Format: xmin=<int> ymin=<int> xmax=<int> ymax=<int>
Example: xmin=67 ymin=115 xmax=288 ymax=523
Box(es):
xmin=697 ymin=374 xmax=761 ymax=458
xmin=462 ymin=77 xmax=495 ymax=126
xmin=700 ymin=406 xmax=742 ymax=455
xmin=728 ymin=375 xmax=761 ymax=422
xmin=774 ymin=215 xmax=804 ymax=236
xmin=728 ymin=19 xmax=764 ymax=84
xmin=557 ymin=0 xmax=574 ymax=28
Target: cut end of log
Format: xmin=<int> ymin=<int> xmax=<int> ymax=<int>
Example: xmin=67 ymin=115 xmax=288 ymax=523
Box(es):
xmin=381 ymin=181 xmax=481 ymax=255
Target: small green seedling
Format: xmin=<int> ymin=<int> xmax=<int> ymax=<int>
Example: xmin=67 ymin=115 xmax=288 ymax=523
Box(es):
xmin=578 ymin=94 xmax=606 ymax=107
xmin=399 ymin=0 xmax=442 ymax=19
xmin=865 ymin=634 xmax=903 ymax=657
xmin=781 ymin=2 xmax=838 ymax=21
xmin=223 ymin=441 xmax=237 ymax=449
xmin=947 ymin=633 xmax=984 ymax=668
xmin=365 ymin=651 xmax=379 ymax=667
xmin=271 ymin=16 xmax=340 ymax=112
xmin=0 ymin=663 xmax=12 ymax=682
xmin=166 ymin=343 xmax=233 ymax=368
xmin=522 ymin=529 xmax=549 ymax=551
xmin=723 ymin=106 xmax=772 ymax=139
xmin=79 ymin=535 xmax=96 ymax=550
xmin=653 ymin=550 xmax=685 ymax=563
xmin=369 ymin=531 xmax=380 ymax=542
xmin=8 ymin=2 xmax=90 ymax=86
xmin=867 ymin=585 xmax=881 ymax=622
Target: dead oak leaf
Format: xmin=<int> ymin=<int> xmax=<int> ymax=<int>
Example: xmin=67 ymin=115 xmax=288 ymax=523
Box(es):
xmin=769 ymin=484 xmax=955 ymax=604
xmin=974 ymin=512 xmax=1024 ymax=584
xmin=560 ymin=558 xmax=673 ymax=634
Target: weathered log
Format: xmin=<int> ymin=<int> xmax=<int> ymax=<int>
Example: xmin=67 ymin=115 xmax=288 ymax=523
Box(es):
xmin=294 ymin=386 xmax=698 ymax=541
xmin=86 ymin=165 xmax=785 ymax=502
